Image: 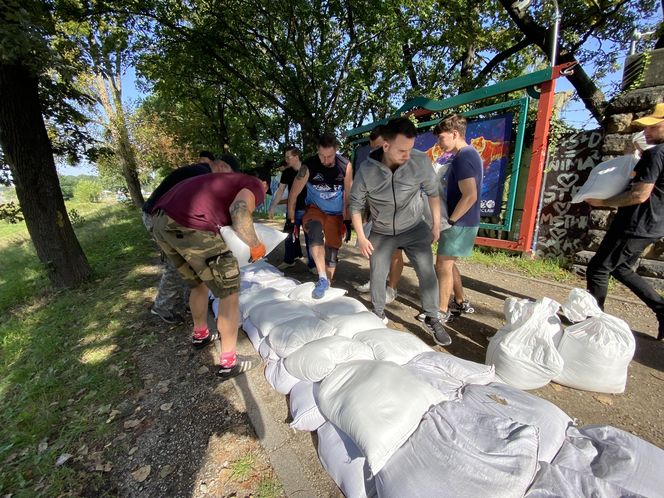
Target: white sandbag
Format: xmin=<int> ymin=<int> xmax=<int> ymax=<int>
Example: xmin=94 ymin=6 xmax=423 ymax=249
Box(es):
xmin=220 ymin=223 xmax=288 ymax=267
xmin=312 ymin=296 xmax=368 ymax=319
xmin=486 ymin=297 xmax=564 ymax=390
xmin=551 ymin=424 xmax=664 ymax=498
xmin=239 ymin=287 xmax=289 ymax=319
xmin=570 ymin=154 xmax=638 ymax=204
xmin=553 ymin=312 xmax=635 ymax=393
xmin=284 ymin=336 xmax=374 ymax=382
xmin=319 ymin=360 xmax=446 ymax=473
xmin=288 ymin=282 xmax=347 ymax=304
xmin=354 ymin=328 xmax=432 ymax=365
xmin=326 ymin=312 xmax=389 ymax=338
xmin=561 ymin=288 xmax=602 ymax=323
xmin=407 ymin=351 xmax=495 ymax=386
xmin=241 ymin=317 xmax=264 ymax=353
xmin=289 ymin=381 xmax=326 ymax=432
xmin=317 ymin=422 xmax=376 ymax=498
xmin=264 ymin=358 xmax=300 ymax=395
xmin=249 ymin=300 xmax=317 ymax=336
xmin=240 ymin=260 xmax=299 ymax=293
xmin=376 ymin=401 xmax=539 ymax=498
xmin=266 ymin=316 xmax=337 ymax=358
xmin=258 ymin=338 xmax=279 ymax=361
xmin=461 ymin=383 xmax=572 ymax=463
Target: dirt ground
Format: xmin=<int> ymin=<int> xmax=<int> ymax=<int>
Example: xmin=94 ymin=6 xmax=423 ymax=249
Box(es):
xmin=102 ymin=221 xmax=663 ymax=497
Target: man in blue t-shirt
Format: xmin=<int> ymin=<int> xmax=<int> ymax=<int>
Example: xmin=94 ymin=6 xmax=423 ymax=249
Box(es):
xmin=433 ymin=115 xmax=483 ymax=323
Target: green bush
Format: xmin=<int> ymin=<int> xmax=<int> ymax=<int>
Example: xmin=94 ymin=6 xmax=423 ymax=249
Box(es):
xmin=73 ymin=179 xmax=102 ymax=203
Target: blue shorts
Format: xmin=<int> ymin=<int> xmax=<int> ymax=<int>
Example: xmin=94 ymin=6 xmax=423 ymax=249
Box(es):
xmin=437 ymin=226 xmax=479 ymax=257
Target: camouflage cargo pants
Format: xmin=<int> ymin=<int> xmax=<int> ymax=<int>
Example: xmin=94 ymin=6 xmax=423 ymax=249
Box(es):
xmin=142 ymin=211 xmax=189 ymax=316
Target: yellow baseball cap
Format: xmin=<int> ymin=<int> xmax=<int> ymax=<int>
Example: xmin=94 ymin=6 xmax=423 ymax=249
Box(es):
xmin=633 ymin=103 xmax=664 ymax=127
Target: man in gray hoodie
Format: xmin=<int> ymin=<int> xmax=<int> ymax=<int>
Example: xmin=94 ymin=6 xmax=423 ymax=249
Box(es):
xmin=350 ymin=117 xmax=452 ymax=346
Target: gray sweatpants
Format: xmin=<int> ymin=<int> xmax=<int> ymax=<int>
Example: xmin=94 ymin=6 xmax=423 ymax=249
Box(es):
xmin=369 ymin=221 xmax=439 ymax=318
xmin=142 ymin=211 xmax=189 ymax=315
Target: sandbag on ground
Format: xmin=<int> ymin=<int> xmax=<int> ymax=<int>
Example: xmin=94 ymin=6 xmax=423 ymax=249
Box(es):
xmin=526 ymin=461 xmax=643 ymax=497
xmin=289 ymin=282 xmax=347 ymax=303
xmin=312 ymin=296 xmax=368 ymax=318
xmin=407 ymin=351 xmax=495 ymax=386
xmin=551 ymin=425 xmax=664 ymax=498
xmin=239 ymin=287 xmax=289 ymax=319
xmin=317 ymin=422 xmax=377 ymax=498
xmin=249 ymin=300 xmax=317 ymax=336
xmin=376 ymin=400 xmax=539 ymax=498
xmin=264 ymin=358 xmax=300 ymax=395
xmin=325 ymin=312 xmax=388 ymax=338
xmin=460 ymin=383 xmax=573 ymax=463
xmin=354 ymin=328 xmax=432 ymax=365
xmin=266 ymin=316 xmax=337 ymax=358
xmin=319 ymin=360 xmax=446 ymax=473
xmin=289 ymin=381 xmax=326 ymax=432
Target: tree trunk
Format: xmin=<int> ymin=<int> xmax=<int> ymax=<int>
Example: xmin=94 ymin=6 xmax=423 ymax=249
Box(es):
xmin=0 ymin=63 xmax=91 ymax=288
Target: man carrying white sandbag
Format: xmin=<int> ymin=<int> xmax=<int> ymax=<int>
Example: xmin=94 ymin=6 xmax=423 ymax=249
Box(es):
xmin=150 ymin=171 xmax=268 ymax=379
xmin=585 ymin=103 xmax=664 ymax=341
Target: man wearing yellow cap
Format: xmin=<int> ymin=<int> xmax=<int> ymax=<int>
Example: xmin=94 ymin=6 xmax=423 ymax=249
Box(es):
xmin=585 ymin=103 xmax=664 ymax=341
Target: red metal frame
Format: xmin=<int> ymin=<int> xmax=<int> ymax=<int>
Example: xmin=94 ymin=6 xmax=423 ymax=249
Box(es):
xmin=475 ymin=63 xmax=573 ymax=255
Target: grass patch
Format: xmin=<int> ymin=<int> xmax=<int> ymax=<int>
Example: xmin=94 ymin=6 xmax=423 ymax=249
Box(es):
xmin=0 ymin=202 xmax=158 ymax=496
xmin=257 ymin=476 xmax=284 ymax=498
xmin=467 ymin=247 xmax=575 ymax=283
xmin=229 ymin=453 xmax=256 ymax=482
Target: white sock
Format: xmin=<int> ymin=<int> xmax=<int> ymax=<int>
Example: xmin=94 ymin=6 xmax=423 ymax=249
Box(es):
xmin=318 ymin=272 xmax=327 ymax=281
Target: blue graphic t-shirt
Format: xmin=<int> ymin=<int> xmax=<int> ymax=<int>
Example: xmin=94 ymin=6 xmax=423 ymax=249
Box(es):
xmin=446 ymin=146 xmax=483 ymax=227
xmin=304 ymin=154 xmax=348 ymax=215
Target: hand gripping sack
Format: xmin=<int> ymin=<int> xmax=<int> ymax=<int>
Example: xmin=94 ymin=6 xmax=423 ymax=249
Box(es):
xmin=219 ymin=223 xmax=287 ymax=267
xmin=486 ymin=297 xmax=564 ymax=390
xmin=553 ymin=312 xmax=635 ymax=393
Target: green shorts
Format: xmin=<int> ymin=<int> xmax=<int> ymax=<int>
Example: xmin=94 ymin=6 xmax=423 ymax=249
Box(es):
xmin=437 ymin=225 xmax=479 ymax=257
xmin=151 ymin=211 xmax=240 ymax=299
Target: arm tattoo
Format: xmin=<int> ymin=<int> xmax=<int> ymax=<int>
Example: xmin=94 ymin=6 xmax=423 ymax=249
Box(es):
xmin=229 ymin=199 xmax=259 ymax=246
xmin=296 ymin=164 xmax=308 ymax=179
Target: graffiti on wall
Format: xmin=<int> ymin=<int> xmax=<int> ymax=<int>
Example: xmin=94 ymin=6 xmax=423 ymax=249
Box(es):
xmin=536 ymin=130 xmax=603 ymax=259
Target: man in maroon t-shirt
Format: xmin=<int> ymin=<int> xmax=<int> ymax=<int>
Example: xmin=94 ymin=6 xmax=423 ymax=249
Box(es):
xmin=151 ymin=172 xmax=267 ymax=380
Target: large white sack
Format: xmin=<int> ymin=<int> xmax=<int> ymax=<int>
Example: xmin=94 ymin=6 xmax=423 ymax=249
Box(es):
xmin=561 ymin=288 xmax=602 ymax=323
xmin=553 ymin=313 xmax=635 ymax=393
xmin=317 ymin=422 xmax=376 ymax=498
xmin=266 ymin=316 xmax=337 ymax=358
xmin=289 ymin=381 xmax=326 ymax=432
xmin=486 ymin=297 xmax=564 ymax=390
xmin=284 ymin=336 xmax=374 ymax=382
xmin=407 ymin=351 xmax=495 ymax=386
xmin=249 ymin=300 xmax=317 ymax=336
xmin=257 ymin=339 xmax=279 ymax=361
xmin=264 ymin=358 xmax=300 ymax=395
xmin=461 ymin=383 xmax=572 ymax=463
xmin=241 ymin=317 xmax=264 ymax=352
xmin=326 ymin=312 xmax=389 ymax=338
xmin=319 ymin=360 xmax=446 ymax=473
xmin=220 ymin=223 xmax=288 ymax=267
xmin=551 ymin=425 xmax=664 ymax=498
xmin=376 ymin=401 xmax=539 ymax=498
xmin=239 ymin=287 xmax=289 ymax=320
xmin=354 ymin=328 xmax=432 ymax=365
xmin=312 ymin=296 xmax=368 ymax=319
xmin=288 ymin=282 xmax=347 ymax=304
xmin=570 ymin=154 xmax=638 ymax=204
xmin=240 ymin=260 xmax=298 ymax=293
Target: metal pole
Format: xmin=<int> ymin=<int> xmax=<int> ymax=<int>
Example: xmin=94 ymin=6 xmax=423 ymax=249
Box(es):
xmin=550 ymin=0 xmax=561 ymax=67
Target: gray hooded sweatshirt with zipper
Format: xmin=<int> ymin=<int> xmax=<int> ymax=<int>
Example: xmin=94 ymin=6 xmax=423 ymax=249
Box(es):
xmin=350 ymin=148 xmax=438 ymax=236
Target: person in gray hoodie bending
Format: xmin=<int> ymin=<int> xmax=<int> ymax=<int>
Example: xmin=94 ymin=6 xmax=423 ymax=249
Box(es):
xmin=350 ymin=117 xmax=452 ymax=346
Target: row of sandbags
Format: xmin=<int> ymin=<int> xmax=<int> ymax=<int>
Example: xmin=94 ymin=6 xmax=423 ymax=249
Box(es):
xmin=485 ymin=289 xmax=635 ymax=393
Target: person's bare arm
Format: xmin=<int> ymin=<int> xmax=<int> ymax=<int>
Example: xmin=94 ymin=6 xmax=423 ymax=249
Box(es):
xmin=352 ymin=211 xmax=373 ymax=258
xmin=229 ymin=188 xmax=259 ymax=247
xmin=287 ymin=165 xmax=308 ymax=222
xmin=427 ymin=195 xmax=441 ymax=243
xmin=449 ymin=177 xmax=478 ymax=222
xmin=268 ymin=183 xmax=287 ymax=218
xmin=343 ymin=162 xmax=353 ymax=220
xmin=586 ymin=182 xmax=655 ymax=208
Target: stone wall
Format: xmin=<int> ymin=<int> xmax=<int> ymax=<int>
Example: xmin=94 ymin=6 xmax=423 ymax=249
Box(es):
xmin=571 ymin=48 xmax=664 ymax=290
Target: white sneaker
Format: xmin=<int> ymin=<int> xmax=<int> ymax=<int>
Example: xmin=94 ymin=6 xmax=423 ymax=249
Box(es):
xmin=355 ymin=281 xmax=371 ymax=293
xmin=385 ymin=287 xmax=398 ymax=304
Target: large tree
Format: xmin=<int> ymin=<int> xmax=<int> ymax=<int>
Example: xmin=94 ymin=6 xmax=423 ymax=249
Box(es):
xmin=0 ymin=0 xmax=91 ymax=288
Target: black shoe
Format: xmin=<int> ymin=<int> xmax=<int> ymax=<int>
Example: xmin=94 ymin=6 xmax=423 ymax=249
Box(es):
xmin=191 ymin=329 xmax=218 ymax=349
xmin=423 ymin=315 xmax=452 ymax=346
xmin=217 ymin=355 xmax=261 ymax=380
xmin=151 ymin=308 xmax=184 ymax=324
xmin=449 ymin=299 xmax=475 ymax=315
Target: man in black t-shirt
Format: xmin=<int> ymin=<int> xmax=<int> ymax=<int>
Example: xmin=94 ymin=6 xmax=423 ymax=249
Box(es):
xmin=142 ymin=154 xmax=236 ymax=324
xmin=585 ymin=104 xmax=664 ymax=340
